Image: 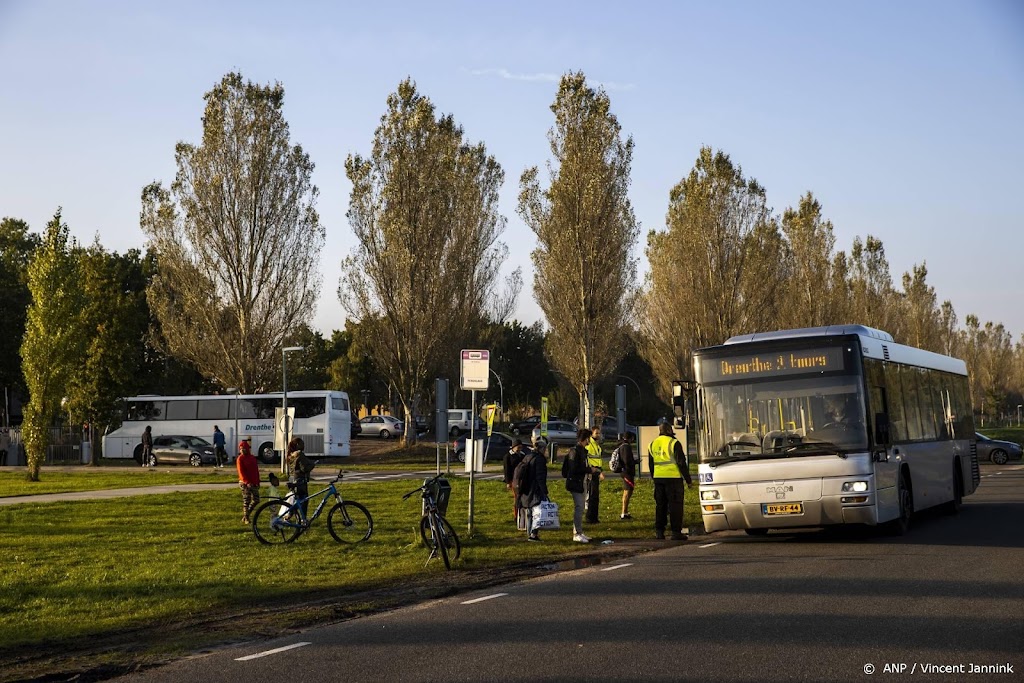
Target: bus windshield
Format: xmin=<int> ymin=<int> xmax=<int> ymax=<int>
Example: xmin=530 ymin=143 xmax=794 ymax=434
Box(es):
xmin=698 ymin=375 xmax=869 ymax=464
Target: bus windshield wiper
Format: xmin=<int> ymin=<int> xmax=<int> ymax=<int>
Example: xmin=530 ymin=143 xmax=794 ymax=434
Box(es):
xmin=708 ymin=453 xmax=780 ymax=467
xmin=783 ymin=441 xmax=847 ymax=459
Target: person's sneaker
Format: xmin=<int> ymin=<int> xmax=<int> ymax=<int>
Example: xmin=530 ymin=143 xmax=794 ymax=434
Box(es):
xmin=527 ymin=534 xmax=540 ymax=542
xmin=655 ymin=531 xmax=666 ymax=539
xmin=573 ymin=534 xmax=590 ymax=543
xmin=670 ymin=533 xmax=688 ymax=541
xmin=620 ymin=514 xmax=632 ymax=520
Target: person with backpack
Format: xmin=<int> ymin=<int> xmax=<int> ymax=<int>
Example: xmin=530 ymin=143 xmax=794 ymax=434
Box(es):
xmin=648 ymin=421 xmax=694 ymax=540
xmin=612 ymin=432 xmax=637 ymax=520
xmin=212 ymin=425 xmax=227 ymax=468
xmin=513 ymin=440 xmax=548 ymax=541
xmin=563 ymin=429 xmax=594 ymax=542
xmin=504 ymin=438 xmax=527 ymax=523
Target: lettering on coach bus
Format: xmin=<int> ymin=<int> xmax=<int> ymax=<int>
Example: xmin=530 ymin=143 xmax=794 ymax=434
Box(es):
xmin=245 ymin=424 xmax=275 ymax=432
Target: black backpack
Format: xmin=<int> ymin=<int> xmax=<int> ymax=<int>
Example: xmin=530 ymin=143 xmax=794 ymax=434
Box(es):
xmin=561 ymin=452 xmax=571 ymax=478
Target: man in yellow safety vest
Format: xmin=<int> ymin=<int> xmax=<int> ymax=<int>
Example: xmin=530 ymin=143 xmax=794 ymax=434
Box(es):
xmin=584 ymin=427 xmax=604 ymax=524
xmin=647 ymin=421 xmax=694 ymax=540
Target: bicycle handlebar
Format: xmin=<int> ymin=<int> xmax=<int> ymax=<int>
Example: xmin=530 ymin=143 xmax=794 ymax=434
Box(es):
xmin=401 ymin=473 xmax=447 ymax=500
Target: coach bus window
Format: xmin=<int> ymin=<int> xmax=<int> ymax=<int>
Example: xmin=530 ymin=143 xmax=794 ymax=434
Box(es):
xmin=331 ymin=397 xmax=349 ymax=412
xmin=166 ymin=400 xmax=197 ymax=420
xmin=290 ymin=397 xmax=325 ymax=419
xmin=197 ymin=399 xmax=229 ymax=420
xmin=126 ymin=400 xmax=166 ymax=421
xmin=884 ymin=364 xmax=909 ymax=442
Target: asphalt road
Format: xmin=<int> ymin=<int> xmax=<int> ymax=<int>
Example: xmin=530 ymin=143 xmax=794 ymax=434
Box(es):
xmin=114 ymin=463 xmax=1024 ymax=683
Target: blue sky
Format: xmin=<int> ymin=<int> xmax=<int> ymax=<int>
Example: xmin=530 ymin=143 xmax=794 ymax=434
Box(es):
xmin=1 ymin=1 xmax=1022 ymax=340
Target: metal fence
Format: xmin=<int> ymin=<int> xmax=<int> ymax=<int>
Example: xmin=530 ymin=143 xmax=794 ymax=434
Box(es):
xmin=6 ymin=426 xmax=88 ymax=465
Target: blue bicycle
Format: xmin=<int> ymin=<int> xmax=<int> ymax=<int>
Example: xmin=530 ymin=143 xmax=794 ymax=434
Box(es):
xmin=251 ymin=470 xmax=373 ymax=545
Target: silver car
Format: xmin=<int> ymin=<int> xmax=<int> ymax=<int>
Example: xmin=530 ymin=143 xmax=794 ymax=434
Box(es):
xmin=148 ymin=435 xmax=217 ymax=467
xmin=359 ymin=415 xmax=404 ymax=439
xmin=975 ymin=432 xmax=1022 ymax=465
xmin=531 ymin=420 xmax=580 ymax=446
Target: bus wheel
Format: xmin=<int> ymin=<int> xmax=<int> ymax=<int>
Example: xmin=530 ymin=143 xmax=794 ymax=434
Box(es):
xmin=258 ymin=442 xmax=276 ymax=464
xmin=133 ymin=444 xmax=144 ymax=464
xmin=943 ymin=463 xmax=963 ymax=515
xmin=888 ymin=472 xmax=913 ymax=536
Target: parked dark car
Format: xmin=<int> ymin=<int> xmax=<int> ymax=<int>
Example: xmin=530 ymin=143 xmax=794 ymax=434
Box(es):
xmin=508 ymin=415 xmax=561 ymax=436
xmin=148 ymin=435 xmax=217 ymax=467
xmin=975 ymin=432 xmax=1023 ymax=465
xmin=452 ymin=431 xmax=515 ymax=464
xmin=351 ymin=418 xmax=362 ymax=438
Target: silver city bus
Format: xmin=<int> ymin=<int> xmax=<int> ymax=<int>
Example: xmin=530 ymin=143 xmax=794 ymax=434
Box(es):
xmin=690 ymin=325 xmax=978 ymax=535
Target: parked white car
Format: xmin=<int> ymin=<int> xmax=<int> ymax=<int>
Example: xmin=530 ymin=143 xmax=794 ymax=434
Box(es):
xmin=447 ymin=409 xmax=486 ymax=438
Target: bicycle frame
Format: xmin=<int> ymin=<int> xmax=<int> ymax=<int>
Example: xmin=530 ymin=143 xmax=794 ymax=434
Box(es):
xmin=279 ymin=477 xmax=343 ymax=527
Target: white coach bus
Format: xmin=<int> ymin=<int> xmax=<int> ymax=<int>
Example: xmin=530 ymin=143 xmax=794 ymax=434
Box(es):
xmin=103 ymin=390 xmax=353 ymax=464
xmin=688 ymin=325 xmax=978 ymax=536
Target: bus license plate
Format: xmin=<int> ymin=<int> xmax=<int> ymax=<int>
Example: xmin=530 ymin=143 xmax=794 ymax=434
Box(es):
xmin=762 ymin=503 xmax=803 ymax=515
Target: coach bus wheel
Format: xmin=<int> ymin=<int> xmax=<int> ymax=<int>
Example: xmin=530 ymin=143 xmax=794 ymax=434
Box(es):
xmin=258 ymin=442 xmax=276 ymax=464
xmin=943 ymin=463 xmax=963 ymax=515
xmin=133 ymin=444 xmax=144 ymax=464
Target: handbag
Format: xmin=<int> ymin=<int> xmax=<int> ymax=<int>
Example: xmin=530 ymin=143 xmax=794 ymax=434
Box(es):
xmin=531 ymin=499 xmax=561 ymax=531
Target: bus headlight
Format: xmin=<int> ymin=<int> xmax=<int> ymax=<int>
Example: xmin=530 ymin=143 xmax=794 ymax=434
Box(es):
xmin=700 ymin=490 xmax=721 ymax=501
xmin=841 ymin=481 xmax=869 ymax=493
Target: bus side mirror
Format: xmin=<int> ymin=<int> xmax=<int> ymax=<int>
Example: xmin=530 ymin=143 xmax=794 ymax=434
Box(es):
xmin=874 ymin=413 xmax=890 ymax=446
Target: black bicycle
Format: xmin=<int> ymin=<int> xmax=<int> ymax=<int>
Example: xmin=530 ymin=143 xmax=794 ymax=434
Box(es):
xmin=402 ymin=474 xmax=460 ymax=570
xmin=251 ymin=470 xmax=373 ymax=545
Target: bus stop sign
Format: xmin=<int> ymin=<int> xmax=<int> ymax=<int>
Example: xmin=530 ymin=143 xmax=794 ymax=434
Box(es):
xmin=460 ymin=350 xmax=490 ymax=391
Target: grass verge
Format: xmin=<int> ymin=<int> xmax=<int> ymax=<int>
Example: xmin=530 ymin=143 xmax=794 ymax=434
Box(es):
xmin=0 ymin=474 xmax=700 ymax=682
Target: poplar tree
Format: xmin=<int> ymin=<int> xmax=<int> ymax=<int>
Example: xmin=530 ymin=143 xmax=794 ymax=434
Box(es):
xmin=518 ymin=72 xmax=640 ymax=427
xmin=641 ymin=147 xmax=784 ymax=399
xmin=21 ymin=210 xmax=84 ymax=481
xmin=141 ymin=72 xmax=323 ymax=392
xmin=341 ymin=79 xmax=507 ymax=444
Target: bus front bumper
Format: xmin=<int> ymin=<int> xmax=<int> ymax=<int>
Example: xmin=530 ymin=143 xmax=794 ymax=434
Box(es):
xmin=701 ymin=494 xmax=879 ymax=532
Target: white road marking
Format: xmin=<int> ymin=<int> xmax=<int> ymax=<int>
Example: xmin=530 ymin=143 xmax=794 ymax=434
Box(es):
xmin=600 ymin=563 xmax=633 ymax=572
xmin=235 ymin=642 xmax=311 ymax=661
xmin=461 ymin=593 xmax=508 ymax=604
xmin=699 ymin=542 xmax=722 ymax=548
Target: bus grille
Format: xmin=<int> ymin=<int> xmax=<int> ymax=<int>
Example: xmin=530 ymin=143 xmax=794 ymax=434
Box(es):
xmin=969 ymin=443 xmax=980 ymax=488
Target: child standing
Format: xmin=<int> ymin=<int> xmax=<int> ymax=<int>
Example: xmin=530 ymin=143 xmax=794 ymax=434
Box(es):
xmin=236 ymin=439 xmax=260 ymax=524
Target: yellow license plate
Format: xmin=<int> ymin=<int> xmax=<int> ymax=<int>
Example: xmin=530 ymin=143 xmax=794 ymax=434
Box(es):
xmin=762 ymin=503 xmax=803 ymax=515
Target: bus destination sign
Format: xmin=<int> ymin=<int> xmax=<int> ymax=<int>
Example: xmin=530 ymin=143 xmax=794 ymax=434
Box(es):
xmin=700 ymin=347 xmax=846 ymax=382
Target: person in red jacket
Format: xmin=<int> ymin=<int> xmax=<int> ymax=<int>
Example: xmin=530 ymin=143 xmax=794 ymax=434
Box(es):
xmin=236 ymin=439 xmax=261 ymax=525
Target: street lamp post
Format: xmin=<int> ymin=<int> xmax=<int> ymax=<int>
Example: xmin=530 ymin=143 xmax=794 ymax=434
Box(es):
xmin=489 ymin=368 xmax=504 ymax=423
xmin=282 ymin=346 xmax=304 ymax=474
xmin=1018 ymin=404 xmax=1022 ymax=427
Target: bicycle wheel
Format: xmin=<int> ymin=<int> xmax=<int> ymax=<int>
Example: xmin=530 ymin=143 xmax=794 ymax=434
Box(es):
xmin=327 ymin=501 xmax=373 ymax=543
xmin=251 ymin=498 xmax=302 ymax=545
xmin=419 ymin=514 xmax=461 ymax=566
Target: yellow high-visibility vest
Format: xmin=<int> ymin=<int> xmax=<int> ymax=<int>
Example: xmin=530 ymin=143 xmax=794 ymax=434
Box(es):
xmin=586 ymin=438 xmax=603 ymax=468
xmin=649 ymin=435 xmax=682 ymax=478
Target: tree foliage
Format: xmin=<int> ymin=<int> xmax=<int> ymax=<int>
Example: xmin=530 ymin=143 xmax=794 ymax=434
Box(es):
xmin=518 ymin=72 xmax=640 ymax=427
xmin=0 ymin=217 xmax=40 ymax=414
xmin=641 ymin=147 xmax=784 ymax=400
xmin=21 ymin=210 xmax=84 ymax=480
xmin=340 ymin=78 xmax=507 ymax=442
xmin=141 ymin=71 xmax=324 ymax=393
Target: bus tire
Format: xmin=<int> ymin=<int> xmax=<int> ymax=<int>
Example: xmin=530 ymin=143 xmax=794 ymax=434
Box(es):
xmin=887 ymin=471 xmax=913 ymax=536
xmin=257 ymin=442 xmax=276 ymax=464
xmin=943 ymin=461 xmax=963 ymax=515
xmin=133 ymin=444 xmax=144 ymax=464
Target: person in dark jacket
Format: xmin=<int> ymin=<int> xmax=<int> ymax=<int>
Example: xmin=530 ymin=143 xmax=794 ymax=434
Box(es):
xmin=564 ymin=429 xmax=592 ymax=543
xmin=286 ymin=437 xmax=315 ymax=517
xmin=514 ymin=442 xmax=548 ymax=541
xmin=141 ymin=425 xmax=153 ymax=467
xmin=213 ymin=425 xmax=227 ymax=468
xmin=647 ymin=422 xmax=694 ymax=540
xmin=503 ymin=438 xmax=527 ymax=523
xmin=617 ymin=432 xmax=637 ymax=520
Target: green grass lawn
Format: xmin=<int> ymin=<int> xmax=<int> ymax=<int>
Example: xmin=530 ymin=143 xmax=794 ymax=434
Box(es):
xmin=0 ymin=474 xmax=701 ymax=654
xmin=977 ymin=427 xmax=1024 ymax=443
xmin=0 ymin=468 xmax=240 ymax=497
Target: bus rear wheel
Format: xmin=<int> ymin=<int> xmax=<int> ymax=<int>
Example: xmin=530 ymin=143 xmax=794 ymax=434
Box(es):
xmin=258 ymin=442 xmax=276 ymax=464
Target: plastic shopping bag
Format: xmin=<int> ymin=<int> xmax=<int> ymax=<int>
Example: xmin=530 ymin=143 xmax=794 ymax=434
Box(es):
xmin=532 ymin=500 xmax=561 ymax=530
